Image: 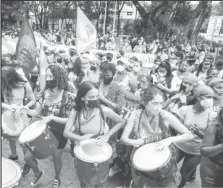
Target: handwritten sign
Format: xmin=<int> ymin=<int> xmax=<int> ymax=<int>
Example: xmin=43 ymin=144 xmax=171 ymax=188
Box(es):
xmin=124 ymin=53 xmax=155 ymax=68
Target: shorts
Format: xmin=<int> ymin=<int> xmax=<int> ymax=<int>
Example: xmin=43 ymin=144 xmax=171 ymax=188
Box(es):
xmin=51 ymin=130 xmax=68 ymax=150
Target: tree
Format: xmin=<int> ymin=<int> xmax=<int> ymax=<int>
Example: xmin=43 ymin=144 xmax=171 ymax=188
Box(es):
xmin=190 ymin=1 xmax=212 ymax=43
xmin=116 ymin=1 xmax=126 ymax=35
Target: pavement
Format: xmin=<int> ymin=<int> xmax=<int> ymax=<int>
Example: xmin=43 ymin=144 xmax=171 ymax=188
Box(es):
xmin=2 ymin=119 xmax=202 ymax=188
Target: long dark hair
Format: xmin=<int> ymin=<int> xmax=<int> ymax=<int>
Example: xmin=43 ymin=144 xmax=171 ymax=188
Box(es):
xmin=75 ymin=81 xmax=97 ymax=111
xmin=2 ymin=67 xmax=27 ymax=102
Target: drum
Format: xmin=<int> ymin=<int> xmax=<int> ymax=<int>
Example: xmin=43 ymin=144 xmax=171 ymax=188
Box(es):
xmin=2 ymin=110 xmax=25 ymax=136
xmin=19 ymin=121 xmax=59 ymax=159
xmin=2 ymin=157 xmax=22 ymax=188
xmin=74 ymin=139 xmax=113 ymax=186
xmin=132 ymin=143 xmax=176 ymax=182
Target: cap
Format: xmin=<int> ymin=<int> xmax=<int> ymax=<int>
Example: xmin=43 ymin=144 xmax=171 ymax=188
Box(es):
xmin=183 ymin=74 xmax=198 ymax=85
xmin=193 ymin=84 xmax=214 ymax=97
xmin=207 ymin=77 xmax=223 ymax=88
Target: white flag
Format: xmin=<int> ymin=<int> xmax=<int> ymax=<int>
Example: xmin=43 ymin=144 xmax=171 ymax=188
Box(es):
xmin=76 ymin=7 xmax=97 ymax=54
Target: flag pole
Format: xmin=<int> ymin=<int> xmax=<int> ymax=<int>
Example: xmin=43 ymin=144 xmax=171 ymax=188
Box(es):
xmin=112 ymin=1 xmax=117 ymax=35
xmin=75 ymin=1 xmax=78 ymax=38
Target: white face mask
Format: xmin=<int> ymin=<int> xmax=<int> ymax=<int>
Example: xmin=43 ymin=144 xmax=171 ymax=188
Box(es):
xmin=158 ymin=71 xmax=167 ymax=77
xmin=133 ymin=67 xmax=140 ymax=73
xmin=200 ymin=98 xmax=213 ymax=109
xmin=116 ymin=65 xmax=125 ymax=72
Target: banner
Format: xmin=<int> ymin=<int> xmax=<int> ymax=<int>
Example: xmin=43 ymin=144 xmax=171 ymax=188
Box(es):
xmin=124 ymin=53 xmax=155 ymax=68
xmin=16 ymin=13 xmax=37 ymax=77
xmin=76 ymin=7 xmax=97 ymax=54
xmin=39 ymin=43 xmax=48 ymax=91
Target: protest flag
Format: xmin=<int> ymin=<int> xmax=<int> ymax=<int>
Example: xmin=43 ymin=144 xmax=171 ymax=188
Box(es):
xmin=76 ymin=7 xmax=97 ymax=54
xmin=16 ymin=12 xmax=37 ymax=77
xmin=39 ymin=42 xmax=48 ymax=91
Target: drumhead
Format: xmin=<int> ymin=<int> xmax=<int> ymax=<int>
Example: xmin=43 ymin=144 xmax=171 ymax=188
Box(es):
xmin=2 ymin=110 xmax=24 ymax=136
xmin=19 ymin=121 xmax=46 ymax=144
xmin=132 ymin=143 xmax=171 ymax=171
xmin=74 ymin=139 xmax=112 ymax=163
xmin=2 ymin=157 xmax=22 ymax=188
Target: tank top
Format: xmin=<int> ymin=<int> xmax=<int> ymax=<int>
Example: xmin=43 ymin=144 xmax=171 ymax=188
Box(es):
xmin=132 ymin=109 xmax=171 ymax=141
xmin=75 ymin=107 xmax=109 ymax=138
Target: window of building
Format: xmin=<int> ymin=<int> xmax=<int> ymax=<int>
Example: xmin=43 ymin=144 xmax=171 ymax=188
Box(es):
xmin=127 ymin=12 xmax=133 ymax=16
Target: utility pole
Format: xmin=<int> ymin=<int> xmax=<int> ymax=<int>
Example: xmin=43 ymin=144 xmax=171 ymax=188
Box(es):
xmin=112 ymin=1 xmax=117 ymax=35
xmin=103 ymin=1 xmax=107 ymax=35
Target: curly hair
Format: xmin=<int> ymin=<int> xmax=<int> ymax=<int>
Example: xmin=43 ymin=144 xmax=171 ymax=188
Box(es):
xmin=2 ymin=67 xmax=27 ymax=102
xmin=47 ymin=64 xmax=69 ymax=91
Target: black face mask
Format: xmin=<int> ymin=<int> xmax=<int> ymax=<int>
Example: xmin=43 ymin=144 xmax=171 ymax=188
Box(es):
xmin=87 ymin=99 xmax=99 ymax=108
xmin=46 ymin=79 xmax=57 ymax=89
xmin=57 ymin=58 xmax=62 ymax=63
xmin=90 ymin=66 xmax=96 ymax=71
xmin=103 ymin=76 xmax=113 ymax=85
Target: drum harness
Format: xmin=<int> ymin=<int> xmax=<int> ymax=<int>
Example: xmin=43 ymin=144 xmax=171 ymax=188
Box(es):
xmin=131 ymin=109 xmax=178 ymax=182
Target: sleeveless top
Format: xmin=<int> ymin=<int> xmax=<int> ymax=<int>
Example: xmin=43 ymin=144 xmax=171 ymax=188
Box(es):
xmin=3 ymin=85 xmax=29 ymax=128
xmin=74 ymin=107 xmax=109 ymax=138
xmin=39 ymin=90 xmax=75 ymax=133
xmin=132 ymin=109 xmax=171 ymax=141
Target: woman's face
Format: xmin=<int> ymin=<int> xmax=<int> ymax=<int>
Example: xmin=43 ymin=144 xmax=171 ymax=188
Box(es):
xmin=145 ymin=94 xmax=164 ymax=115
xmin=46 ymin=69 xmax=54 ymax=81
xmin=83 ymin=88 xmax=99 ymax=105
xmin=140 ymin=77 xmax=151 ymax=90
xmin=208 ymin=69 xmax=219 ymax=78
xmin=202 ymin=62 xmax=211 ymax=72
xmin=153 ymin=61 xmax=161 ymax=70
xmin=178 ymin=61 xmax=188 ymax=73
xmin=213 ymin=83 xmax=223 ymax=97
xmin=182 ymin=81 xmax=193 ymax=92
xmin=158 ymin=67 xmax=167 ymax=77
xmin=81 ymin=56 xmax=90 ymax=70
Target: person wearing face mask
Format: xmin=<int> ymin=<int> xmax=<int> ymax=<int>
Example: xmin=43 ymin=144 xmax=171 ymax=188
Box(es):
xmin=207 ymin=78 xmax=223 ymax=113
xmin=151 ymin=60 xmax=173 ymax=95
xmin=98 ymin=63 xmax=125 ymax=115
xmin=170 ymin=59 xmax=190 ymax=92
xmin=2 ymin=67 xmax=35 ymax=162
xmin=148 ymin=58 xmax=161 ymax=75
xmin=174 ymin=84 xmax=217 ymax=187
xmin=15 ymin=64 xmax=75 ymax=188
xmin=195 ymin=58 xmax=212 ymax=84
xmin=122 ymin=40 xmax=133 ymax=54
xmin=114 ymin=59 xmax=138 ymax=111
xmin=63 ymin=81 xmax=125 ymax=188
xmin=120 ymin=87 xmax=194 ymax=187
xmin=164 ymin=74 xmax=198 ymax=115
xmin=133 ymin=40 xmax=146 ymax=53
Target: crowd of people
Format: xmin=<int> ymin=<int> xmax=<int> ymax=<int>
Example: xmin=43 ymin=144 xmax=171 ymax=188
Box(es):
xmin=2 ymin=35 xmax=223 ymax=188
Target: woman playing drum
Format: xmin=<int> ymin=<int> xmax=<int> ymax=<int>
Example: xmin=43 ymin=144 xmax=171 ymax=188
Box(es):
xmin=2 ymin=67 xmax=35 ymax=161
xmin=15 ymin=64 xmax=75 ymax=188
xmin=121 ymin=86 xmax=194 ymax=187
xmin=63 ymin=81 xmax=125 ymax=187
